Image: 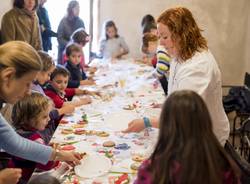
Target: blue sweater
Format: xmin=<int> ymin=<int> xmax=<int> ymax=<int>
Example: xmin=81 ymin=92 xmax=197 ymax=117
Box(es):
xmin=0 ymin=113 xmax=52 ymax=164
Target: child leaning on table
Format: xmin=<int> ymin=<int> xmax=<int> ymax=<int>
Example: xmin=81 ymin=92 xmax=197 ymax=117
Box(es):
xmin=9 ymin=93 xmax=60 ymax=183
xmin=44 ymin=65 xmax=92 ymax=109
xmin=99 ymin=20 xmax=129 ymax=60
xmin=64 ymin=43 xmax=96 ymax=88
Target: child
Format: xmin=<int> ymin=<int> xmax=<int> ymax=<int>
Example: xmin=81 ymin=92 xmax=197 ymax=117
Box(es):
xmin=70 ymin=28 xmax=97 ymax=74
xmin=99 ymin=20 xmax=129 ymax=60
xmin=135 ymin=90 xmax=240 ymax=184
xmin=44 ymin=65 xmax=92 ymax=109
xmin=141 ymin=14 xmax=157 ymax=35
xmin=64 ymin=43 xmax=95 ymax=88
xmin=141 ymin=33 xmax=170 ymax=94
xmin=10 ymin=93 xmax=59 ymax=183
xmin=32 ymin=51 xmax=74 ymax=144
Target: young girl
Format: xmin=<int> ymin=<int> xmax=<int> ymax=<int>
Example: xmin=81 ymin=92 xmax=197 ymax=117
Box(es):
xmin=64 ymin=43 xmax=96 ymax=87
xmin=62 ymin=28 xmax=89 ymax=67
xmin=10 ymin=93 xmax=59 ymax=182
xmin=44 ymin=65 xmax=92 ymax=109
xmin=135 ymin=90 xmax=240 ymax=184
xmin=32 ymin=51 xmax=74 ymax=144
xmin=99 ymin=20 xmax=129 ymax=60
xmin=70 ymin=28 xmax=97 ymax=74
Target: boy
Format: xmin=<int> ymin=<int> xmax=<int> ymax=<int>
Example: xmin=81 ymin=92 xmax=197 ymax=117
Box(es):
xmin=44 ymin=65 xmax=92 ymax=109
xmin=64 ymin=43 xmax=95 ymax=88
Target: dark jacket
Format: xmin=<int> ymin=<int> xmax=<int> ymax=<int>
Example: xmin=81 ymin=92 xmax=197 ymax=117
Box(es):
xmin=37 ymin=6 xmax=57 ymax=51
xmin=65 ymin=60 xmax=87 ymax=88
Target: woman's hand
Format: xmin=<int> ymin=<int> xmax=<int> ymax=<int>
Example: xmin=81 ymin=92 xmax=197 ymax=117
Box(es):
xmin=122 ymin=119 xmax=145 ymax=133
xmin=56 ymin=151 xmax=83 ymax=165
xmin=0 ymin=168 xmax=22 ymax=184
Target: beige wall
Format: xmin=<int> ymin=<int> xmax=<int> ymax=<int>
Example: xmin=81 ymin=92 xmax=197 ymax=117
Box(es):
xmin=99 ymin=0 xmax=250 ymax=85
xmin=0 ymin=0 xmax=249 ymax=85
xmin=0 ymin=0 xmax=11 ymax=25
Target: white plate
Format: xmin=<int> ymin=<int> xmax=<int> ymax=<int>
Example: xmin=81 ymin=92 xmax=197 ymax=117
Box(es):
xmin=74 ymin=154 xmax=111 ymax=178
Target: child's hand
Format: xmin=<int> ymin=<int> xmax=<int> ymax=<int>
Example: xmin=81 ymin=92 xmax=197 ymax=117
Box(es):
xmin=86 ymin=90 xmax=102 ymax=97
xmin=79 ymin=97 xmax=92 ymax=105
xmin=88 ymin=67 xmax=97 ymax=74
xmin=80 ymin=79 xmax=96 ymax=86
xmin=59 ymin=104 xmax=75 ymax=115
xmin=0 ymin=168 xmax=22 ymax=184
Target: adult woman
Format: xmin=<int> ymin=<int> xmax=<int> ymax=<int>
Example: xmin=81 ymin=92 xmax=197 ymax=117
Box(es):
xmin=1 ymin=0 xmax=42 ymax=50
xmin=0 ymin=41 xmax=81 ymax=183
xmin=124 ymin=7 xmax=230 ymax=145
xmin=57 ymin=0 xmax=85 ymax=64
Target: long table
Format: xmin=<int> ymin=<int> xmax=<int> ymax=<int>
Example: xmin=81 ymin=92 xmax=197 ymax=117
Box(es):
xmin=48 ymin=59 xmax=165 ymax=184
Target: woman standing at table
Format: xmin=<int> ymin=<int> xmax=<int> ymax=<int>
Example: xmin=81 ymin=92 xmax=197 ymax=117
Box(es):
xmin=57 ymin=0 xmax=85 ymax=64
xmin=124 ymin=7 xmax=229 ymax=145
xmin=0 ymin=41 xmax=82 ymax=183
xmin=1 ymin=0 xmax=42 ymax=50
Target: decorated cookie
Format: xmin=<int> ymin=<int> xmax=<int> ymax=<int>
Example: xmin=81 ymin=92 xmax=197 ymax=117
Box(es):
xmin=74 ymin=129 xmax=86 ymax=135
xmin=61 ymin=128 xmax=73 ymax=135
xmin=130 ymin=162 xmax=141 ymax=171
xmin=97 ymin=131 xmax=110 ymax=137
xmin=123 ymin=104 xmax=135 ymax=110
xmin=77 ymin=120 xmax=88 ymax=125
xmin=114 ymin=173 xmax=130 ymax=184
xmin=72 ymin=124 xmax=85 ymax=129
xmin=61 ymin=145 xmax=76 ymax=151
xmin=114 ymin=143 xmax=130 ymax=150
xmin=59 ymin=119 xmax=69 ymax=124
xmin=103 ymin=141 xmax=116 ymax=147
xmin=132 ymin=155 xmax=145 ymax=162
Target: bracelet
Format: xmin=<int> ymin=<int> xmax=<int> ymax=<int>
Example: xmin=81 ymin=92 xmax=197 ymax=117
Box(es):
xmin=143 ymin=117 xmax=151 ymax=128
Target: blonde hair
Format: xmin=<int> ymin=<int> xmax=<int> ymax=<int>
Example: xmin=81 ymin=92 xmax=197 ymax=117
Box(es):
xmin=157 ymin=7 xmax=208 ymax=60
xmin=12 ymin=92 xmax=52 ymax=129
xmin=0 ymin=41 xmax=42 ymax=78
xmin=37 ymin=51 xmax=55 ymax=72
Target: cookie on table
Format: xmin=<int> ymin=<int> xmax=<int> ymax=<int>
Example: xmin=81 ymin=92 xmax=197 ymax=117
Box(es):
xmin=59 ymin=119 xmax=69 ymax=124
xmin=103 ymin=141 xmax=116 ymax=147
xmin=77 ymin=120 xmax=88 ymax=125
xmin=74 ymin=129 xmax=86 ymax=135
xmin=130 ymin=162 xmax=141 ymax=171
xmin=61 ymin=128 xmax=73 ymax=135
xmin=132 ymin=155 xmax=145 ymax=162
xmin=61 ymin=145 xmax=76 ymax=151
xmin=72 ymin=124 xmax=85 ymax=129
xmin=97 ymin=131 xmax=110 ymax=137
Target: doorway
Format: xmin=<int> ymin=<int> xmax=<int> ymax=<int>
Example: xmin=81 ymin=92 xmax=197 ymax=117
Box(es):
xmin=44 ymin=0 xmax=91 ymax=63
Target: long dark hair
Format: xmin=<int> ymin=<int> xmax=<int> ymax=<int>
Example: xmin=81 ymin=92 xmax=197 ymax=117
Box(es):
xmin=150 ymin=90 xmax=240 ymax=184
xmin=104 ymin=20 xmax=119 ymax=40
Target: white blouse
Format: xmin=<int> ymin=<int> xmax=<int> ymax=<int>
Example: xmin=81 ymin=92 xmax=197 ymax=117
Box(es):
xmin=168 ymin=50 xmax=229 ymax=145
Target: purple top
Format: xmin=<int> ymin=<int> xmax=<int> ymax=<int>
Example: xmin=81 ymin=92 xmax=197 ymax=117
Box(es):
xmin=134 ymin=159 xmax=239 ymax=184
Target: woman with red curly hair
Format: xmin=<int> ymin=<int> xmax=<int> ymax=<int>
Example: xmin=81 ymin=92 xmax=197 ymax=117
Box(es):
xmin=125 ymin=7 xmax=229 ymax=146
